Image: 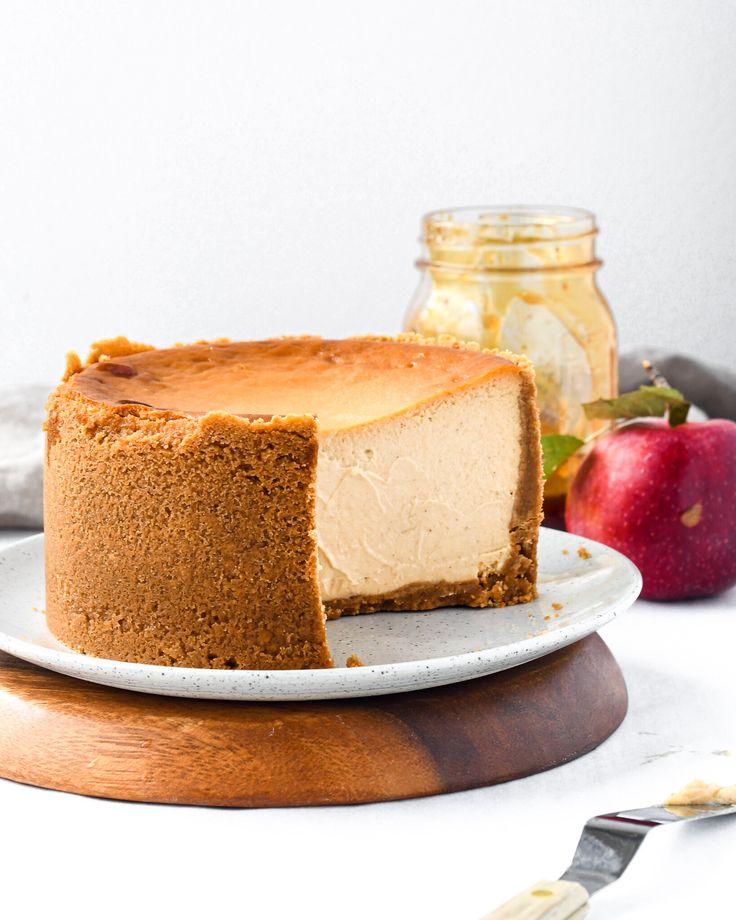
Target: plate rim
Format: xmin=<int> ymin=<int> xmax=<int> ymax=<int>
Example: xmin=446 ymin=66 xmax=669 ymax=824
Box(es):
xmin=0 ymin=528 xmax=642 ymax=700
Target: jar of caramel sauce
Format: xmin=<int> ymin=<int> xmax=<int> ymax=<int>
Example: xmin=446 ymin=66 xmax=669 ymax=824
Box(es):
xmin=404 ymin=206 xmax=617 ymax=521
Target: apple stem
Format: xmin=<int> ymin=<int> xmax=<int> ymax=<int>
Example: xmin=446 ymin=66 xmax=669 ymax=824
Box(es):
xmin=642 ymin=359 xmax=671 ymax=389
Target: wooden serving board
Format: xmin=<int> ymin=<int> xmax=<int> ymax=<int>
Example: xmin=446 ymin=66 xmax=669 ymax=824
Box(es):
xmin=0 ymin=634 xmax=626 ymax=807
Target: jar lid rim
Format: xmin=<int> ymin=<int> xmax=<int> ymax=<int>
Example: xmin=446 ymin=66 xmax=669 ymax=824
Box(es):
xmin=422 ymin=205 xmax=596 ymax=244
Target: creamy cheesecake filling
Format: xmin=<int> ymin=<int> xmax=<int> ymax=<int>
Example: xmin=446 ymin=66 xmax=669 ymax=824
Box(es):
xmin=315 ymin=374 xmax=522 ymax=602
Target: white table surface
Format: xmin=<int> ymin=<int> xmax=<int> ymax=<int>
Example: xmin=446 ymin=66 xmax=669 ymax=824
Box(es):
xmin=0 ymin=529 xmax=734 ymax=920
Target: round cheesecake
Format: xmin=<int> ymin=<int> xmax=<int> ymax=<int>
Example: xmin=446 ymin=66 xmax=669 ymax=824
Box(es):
xmin=44 ymin=335 xmax=543 ymax=669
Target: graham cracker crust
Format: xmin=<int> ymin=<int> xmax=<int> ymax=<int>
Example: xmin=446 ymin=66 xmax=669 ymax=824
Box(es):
xmin=44 ymin=387 xmax=332 ymax=670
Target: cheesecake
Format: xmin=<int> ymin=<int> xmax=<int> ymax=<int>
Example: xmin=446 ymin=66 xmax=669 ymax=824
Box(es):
xmin=44 ymin=335 xmax=543 ymax=669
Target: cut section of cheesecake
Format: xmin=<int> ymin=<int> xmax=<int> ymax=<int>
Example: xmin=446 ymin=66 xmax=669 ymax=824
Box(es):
xmin=44 ymin=335 xmax=543 ymax=669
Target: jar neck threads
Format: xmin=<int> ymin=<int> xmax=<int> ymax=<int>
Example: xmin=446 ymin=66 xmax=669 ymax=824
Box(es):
xmin=420 ymin=206 xmax=599 ymax=272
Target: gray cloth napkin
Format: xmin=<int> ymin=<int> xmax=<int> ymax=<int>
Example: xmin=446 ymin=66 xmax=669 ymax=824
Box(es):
xmin=2 ymin=350 xmax=734 ymax=530
xmin=0 ymin=383 xmax=48 ymax=528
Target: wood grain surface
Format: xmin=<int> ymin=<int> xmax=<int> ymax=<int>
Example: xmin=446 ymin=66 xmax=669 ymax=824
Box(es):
xmin=0 ymin=634 xmax=627 ymax=807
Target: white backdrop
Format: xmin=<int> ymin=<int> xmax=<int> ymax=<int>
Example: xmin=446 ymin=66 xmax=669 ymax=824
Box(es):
xmin=2 ymin=0 xmax=734 ymax=386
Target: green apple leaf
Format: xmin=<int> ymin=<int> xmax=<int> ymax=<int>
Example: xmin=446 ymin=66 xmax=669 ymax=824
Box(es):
xmin=583 ymin=385 xmax=690 ymax=427
xmin=541 ymin=434 xmax=584 ymax=479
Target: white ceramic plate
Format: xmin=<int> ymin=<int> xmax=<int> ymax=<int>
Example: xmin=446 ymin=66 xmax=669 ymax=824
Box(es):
xmin=0 ymin=529 xmax=640 ymax=701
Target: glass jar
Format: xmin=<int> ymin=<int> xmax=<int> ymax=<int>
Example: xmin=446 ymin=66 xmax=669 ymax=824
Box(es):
xmin=404 ymin=205 xmax=617 ymax=519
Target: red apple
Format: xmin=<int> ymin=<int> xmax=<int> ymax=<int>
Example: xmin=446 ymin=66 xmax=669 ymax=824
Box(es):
xmin=566 ymin=418 xmax=736 ymax=600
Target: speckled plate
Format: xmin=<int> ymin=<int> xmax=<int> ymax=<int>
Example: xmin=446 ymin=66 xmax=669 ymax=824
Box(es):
xmin=0 ymin=529 xmax=640 ymax=701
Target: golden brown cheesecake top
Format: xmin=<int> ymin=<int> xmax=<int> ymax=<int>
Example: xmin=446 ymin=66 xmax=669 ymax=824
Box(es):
xmin=70 ymin=337 xmax=520 ymax=432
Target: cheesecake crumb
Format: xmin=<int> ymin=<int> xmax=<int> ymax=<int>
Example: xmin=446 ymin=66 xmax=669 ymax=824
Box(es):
xmin=543 ymin=614 xmax=551 ymax=621
xmin=664 ymin=778 xmax=736 ymax=806
xmin=346 ymin=654 xmax=365 ymax=668
xmin=561 ymin=548 xmax=569 ymax=555
xmin=577 ymin=546 xmax=591 ymax=559
xmin=63 ymin=351 xmax=82 ymax=381
xmin=552 ymin=602 xmax=563 ymax=610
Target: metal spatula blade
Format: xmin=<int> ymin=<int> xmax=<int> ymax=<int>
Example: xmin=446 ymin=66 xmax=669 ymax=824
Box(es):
xmin=481 ymin=801 xmax=736 ymax=919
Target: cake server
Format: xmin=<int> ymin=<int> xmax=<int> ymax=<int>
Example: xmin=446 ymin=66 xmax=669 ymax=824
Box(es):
xmin=480 ymin=800 xmax=736 ymax=918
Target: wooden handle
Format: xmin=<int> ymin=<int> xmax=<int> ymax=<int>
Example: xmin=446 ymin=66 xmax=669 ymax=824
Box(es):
xmin=480 ymin=880 xmax=589 ymax=920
